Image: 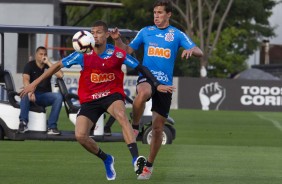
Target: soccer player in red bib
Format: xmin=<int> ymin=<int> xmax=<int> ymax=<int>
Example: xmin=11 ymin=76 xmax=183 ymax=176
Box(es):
xmin=20 ymin=20 xmax=174 ymax=180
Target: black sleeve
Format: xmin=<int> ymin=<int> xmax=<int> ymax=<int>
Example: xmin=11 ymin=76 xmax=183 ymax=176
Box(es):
xmin=23 ymin=61 xmax=32 ymax=75
xmin=135 ymin=64 xmax=160 ymax=88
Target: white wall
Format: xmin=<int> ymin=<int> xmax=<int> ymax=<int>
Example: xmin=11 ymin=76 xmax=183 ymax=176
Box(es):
xmin=268 ymin=2 xmax=282 ymax=45
xmin=0 ymin=3 xmax=54 ymax=90
xmin=0 ymin=3 xmax=54 ymax=25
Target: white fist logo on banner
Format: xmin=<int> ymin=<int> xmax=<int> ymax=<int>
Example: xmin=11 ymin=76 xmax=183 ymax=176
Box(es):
xmin=199 ymin=82 xmax=226 ymax=110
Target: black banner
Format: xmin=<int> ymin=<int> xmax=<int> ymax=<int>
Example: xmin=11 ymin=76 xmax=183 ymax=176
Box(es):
xmin=178 ymin=77 xmax=282 ymax=112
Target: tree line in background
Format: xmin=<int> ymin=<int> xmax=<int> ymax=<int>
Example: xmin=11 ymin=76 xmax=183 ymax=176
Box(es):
xmin=65 ymin=0 xmax=279 ymax=78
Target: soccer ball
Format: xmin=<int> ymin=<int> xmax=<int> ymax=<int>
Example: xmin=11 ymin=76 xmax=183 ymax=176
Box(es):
xmin=72 ymin=30 xmax=95 ymax=53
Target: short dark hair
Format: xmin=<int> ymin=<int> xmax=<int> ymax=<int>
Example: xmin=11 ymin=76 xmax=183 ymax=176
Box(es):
xmin=92 ymin=20 xmax=108 ymax=32
xmin=36 ymin=46 xmax=47 ymax=53
xmin=153 ymin=0 xmax=172 ymax=13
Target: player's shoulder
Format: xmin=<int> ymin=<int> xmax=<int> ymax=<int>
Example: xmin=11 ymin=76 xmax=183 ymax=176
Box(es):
xmin=25 ymin=60 xmax=36 ymax=68
xmin=68 ymin=51 xmax=83 ymax=57
xmin=167 ymin=25 xmax=184 ymax=34
xmin=142 ymin=25 xmax=157 ymax=32
xmin=167 ymin=26 xmax=188 ymax=40
xmin=111 ymin=45 xmax=126 ymax=58
xmin=110 ymin=44 xmax=124 ymax=52
xmin=103 ymin=44 xmax=115 ymax=55
xmin=106 ymin=44 xmax=115 ymax=50
xmin=27 ymin=60 xmax=36 ymax=65
xmin=23 ymin=60 xmax=35 ymax=73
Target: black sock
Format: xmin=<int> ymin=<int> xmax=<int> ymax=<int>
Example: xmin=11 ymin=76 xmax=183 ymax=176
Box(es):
xmin=132 ymin=124 xmax=139 ymax=130
xmin=96 ymin=148 xmax=107 ymax=161
xmin=127 ymin=143 xmax=139 ymax=159
xmin=146 ymin=161 xmax=153 ymax=167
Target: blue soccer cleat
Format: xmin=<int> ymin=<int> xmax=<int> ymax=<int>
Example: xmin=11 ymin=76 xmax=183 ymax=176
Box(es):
xmin=103 ymin=155 xmax=116 ymax=180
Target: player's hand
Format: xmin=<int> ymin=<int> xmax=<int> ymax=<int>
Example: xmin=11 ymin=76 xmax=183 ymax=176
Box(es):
xmin=28 ymin=92 xmax=36 ymax=102
xmin=42 ymin=56 xmax=50 ymax=64
xmin=20 ymin=83 xmax=37 ymax=98
xmin=181 ymin=47 xmax=196 ymax=59
xmin=110 ymin=27 xmax=121 ymax=40
xmin=157 ymin=85 xmax=176 ymax=93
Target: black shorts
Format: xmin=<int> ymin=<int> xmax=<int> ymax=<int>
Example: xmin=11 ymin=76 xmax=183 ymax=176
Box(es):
xmin=77 ymin=93 xmax=124 ymax=125
xmin=137 ymin=76 xmax=172 ymax=118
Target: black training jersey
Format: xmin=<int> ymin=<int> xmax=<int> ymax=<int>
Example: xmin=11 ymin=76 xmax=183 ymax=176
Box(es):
xmin=23 ymin=60 xmax=52 ymax=93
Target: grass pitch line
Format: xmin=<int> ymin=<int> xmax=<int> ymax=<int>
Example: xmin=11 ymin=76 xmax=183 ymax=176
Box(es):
xmin=256 ymin=113 xmax=282 ymax=132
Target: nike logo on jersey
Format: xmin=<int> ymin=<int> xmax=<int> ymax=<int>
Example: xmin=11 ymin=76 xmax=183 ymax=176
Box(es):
xmin=156 ymin=33 xmax=164 ymax=38
xmin=147 ymin=46 xmax=171 ymax=59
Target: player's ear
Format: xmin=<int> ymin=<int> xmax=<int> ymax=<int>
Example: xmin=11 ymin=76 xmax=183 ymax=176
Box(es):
xmin=167 ymin=12 xmax=172 ymax=18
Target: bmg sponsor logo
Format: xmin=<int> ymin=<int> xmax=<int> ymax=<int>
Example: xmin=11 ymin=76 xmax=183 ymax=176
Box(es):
xmin=147 ymin=46 xmax=171 ymax=59
xmin=241 ymin=86 xmax=282 ymax=106
xmin=91 ymin=73 xmax=115 ymax=83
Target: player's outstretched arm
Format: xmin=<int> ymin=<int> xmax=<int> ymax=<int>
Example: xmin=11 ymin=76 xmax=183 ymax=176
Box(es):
xmin=181 ymin=46 xmax=203 ymax=59
xmin=124 ymin=54 xmax=175 ymax=93
xmin=42 ymin=57 xmax=64 ymax=79
xmin=135 ymin=64 xmax=175 ymax=93
xmin=110 ymin=27 xmax=135 ymax=54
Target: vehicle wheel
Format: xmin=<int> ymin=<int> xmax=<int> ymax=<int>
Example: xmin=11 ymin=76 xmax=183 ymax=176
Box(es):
xmin=142 ymin=125 xmax=173 ymax=145
xmin=0 ymin=125 xmax=4 ymax=140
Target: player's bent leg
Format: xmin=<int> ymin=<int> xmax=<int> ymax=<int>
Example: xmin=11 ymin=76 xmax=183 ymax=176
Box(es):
xmin=132 ymin=82 xmax=152 ymax=127
xmin=138 ymin=114 xmax=164 ymax=180
xmin=75 ymin=116 xmax=116 ymax=180
xmin=148 ymin=113 xmax=166 ymax=165
xmin=75 ymin=116 xmax=100 ymax=154
xmin=108 ymin=100 xmax=135 ymax=144
xmin=108 ymin=100 xmax=147 ymax=177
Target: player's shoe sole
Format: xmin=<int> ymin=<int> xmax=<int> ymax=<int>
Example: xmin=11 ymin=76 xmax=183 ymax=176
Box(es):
xmin=134 ymin=156 xmax=147 ymax=175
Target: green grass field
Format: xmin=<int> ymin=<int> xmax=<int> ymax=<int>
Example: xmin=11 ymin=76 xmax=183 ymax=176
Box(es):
xmin=1 ymin=109 xmax=282 ymax=184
